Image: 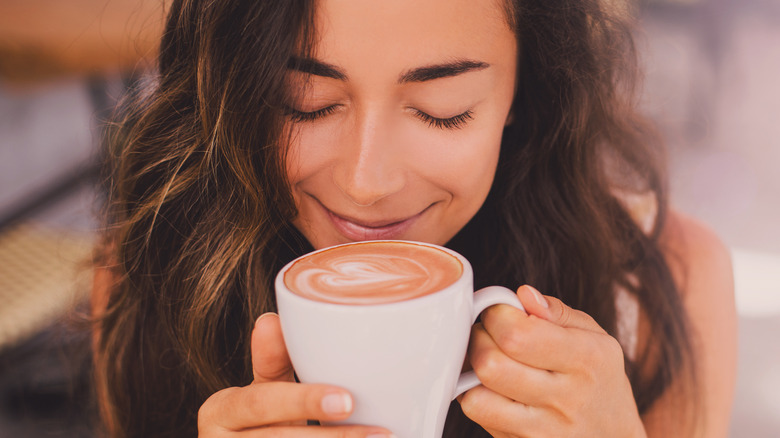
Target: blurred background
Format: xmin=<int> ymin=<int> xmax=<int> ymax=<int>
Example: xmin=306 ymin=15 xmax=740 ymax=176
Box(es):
xmin=0 ymin=0 xmax=777 ymax=436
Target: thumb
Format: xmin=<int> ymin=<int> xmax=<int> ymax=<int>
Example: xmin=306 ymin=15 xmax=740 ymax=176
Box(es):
xmin=251 ymin=312 xmax=295 ymax=383
xmin=517 ymin=285 xmax=604 ymax=333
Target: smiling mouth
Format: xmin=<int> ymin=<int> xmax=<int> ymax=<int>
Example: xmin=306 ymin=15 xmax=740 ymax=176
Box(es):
xmin=311 ymin=196 xmax=433 ymax=241
xmin=330 ymin=212 xmax=410 ymax=229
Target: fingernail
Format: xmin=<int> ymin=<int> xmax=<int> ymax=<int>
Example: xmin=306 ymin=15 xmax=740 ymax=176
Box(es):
xmin=527 ymin=285 xmax=548 ymax=308
xmin=321 ymin=391 xmax=352 ymax=415
xmin=255 ymin=312 xmax=277 ymax=327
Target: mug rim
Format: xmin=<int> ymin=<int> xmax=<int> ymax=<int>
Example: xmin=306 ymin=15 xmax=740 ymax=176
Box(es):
xmin=274 ymin=239 xmax=473 ymax=310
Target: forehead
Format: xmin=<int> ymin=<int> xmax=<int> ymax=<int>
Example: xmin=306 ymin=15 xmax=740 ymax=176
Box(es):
xmin=311 ymin=0 xmax=515 ymax=72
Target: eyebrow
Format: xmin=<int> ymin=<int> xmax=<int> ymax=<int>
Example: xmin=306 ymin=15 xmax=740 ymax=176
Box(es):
xmin=288 ymin=57 xmax=347 ymax=81
xmin=288 ymin=57 xmax=490 ymax=84
xmin=398 ymin=60 xmax=490 ymax=83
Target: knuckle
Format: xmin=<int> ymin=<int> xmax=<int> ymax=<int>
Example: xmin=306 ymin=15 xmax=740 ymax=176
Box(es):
xmin=471 ymin=347 xmax=504 ymax=386
xmin=459 ymin=387 xmax=498 ymax=428
xmin=304 ymin=386 xmax=324 ymax=415
xmin=480 ymin=305 xmax=501 ymax=326
xmin=459 ymin=388 xmax=481 ymax=419
xmin=549 ymin=392 xmax=587 ymax=430
xmin=581 ymin=309 xmax=598 ymax=325
xmin=600 ymin=334 xmax=626 ymax=368
xmin=554 ymin=303 xmax=572 ymax=327
xmin=197 ymin=387 xmax=234 ymax=430
xmin=248 ymin=382 xmax=292 ymax=417
xmin=574 ymin=335 xmax=625 ymax=380
xmin=495 ymin=324 xmax=526 ymax=357
xmin=247 ymin=383 xmax=270 ymax=409
xmin=196 ymin=402 xmax=212 ymax=430
xmin=570 ymin=338 xmax=600 ymax=371
xmin=197 ymin=395 xmax=216 ymax=422
xmin=579 ymin=312 xmax=603 ymax=334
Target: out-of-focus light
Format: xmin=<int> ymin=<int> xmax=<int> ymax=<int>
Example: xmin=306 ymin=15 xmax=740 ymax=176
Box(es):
xmin=732 ymin=248 xmax=780 ymax=317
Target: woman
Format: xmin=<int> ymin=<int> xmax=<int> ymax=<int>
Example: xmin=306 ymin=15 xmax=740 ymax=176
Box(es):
xmin=93 ymin=0 xmax=737 ymax=436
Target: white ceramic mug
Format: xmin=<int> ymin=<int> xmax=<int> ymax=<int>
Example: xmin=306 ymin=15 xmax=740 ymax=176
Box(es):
xmin=275 ymin=240 xmax=524 ymax=437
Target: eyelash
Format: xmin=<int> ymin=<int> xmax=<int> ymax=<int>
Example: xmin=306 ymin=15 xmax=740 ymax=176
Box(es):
xmin=285 ymin=105 xmax=340 ymax=123
xmin=285 ymin=105 xmax=474 ymax=130
xmin=411 ymin=109 xmax=473 ymax=130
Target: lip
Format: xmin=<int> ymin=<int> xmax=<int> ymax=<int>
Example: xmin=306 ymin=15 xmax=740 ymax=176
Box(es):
xmin=313 ymin=197 xmax=431 ymax=241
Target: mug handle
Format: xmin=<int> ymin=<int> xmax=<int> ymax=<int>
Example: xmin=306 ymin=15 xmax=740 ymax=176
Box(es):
xmin=453 ymin=286 xmax=525 ymax=399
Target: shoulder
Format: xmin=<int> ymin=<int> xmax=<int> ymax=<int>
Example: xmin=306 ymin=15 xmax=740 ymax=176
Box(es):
xmin=646 ymin=209 xmax=737 ymax=437
xmin=613 ymin=189 xmax=734 ymax=292
xmin=658 ymin=209 xmax=734 ymax=300
xmin=657 ymin=209 xmax=736 ymax=354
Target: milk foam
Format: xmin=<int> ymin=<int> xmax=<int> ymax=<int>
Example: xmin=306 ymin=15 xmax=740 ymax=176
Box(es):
xmin=284 ymin=242 xmax=463 ymax=304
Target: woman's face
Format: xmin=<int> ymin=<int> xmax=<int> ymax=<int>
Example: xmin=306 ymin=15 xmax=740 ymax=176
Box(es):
xmin=286 ymin=0 xmax=517 ymax=250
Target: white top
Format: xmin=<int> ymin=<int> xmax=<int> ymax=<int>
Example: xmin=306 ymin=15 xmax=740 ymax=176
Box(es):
xmin=612 ymin=189 xmax=658 ymax=361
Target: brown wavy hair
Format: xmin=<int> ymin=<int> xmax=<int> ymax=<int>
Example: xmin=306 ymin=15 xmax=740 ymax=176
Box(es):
xmin=94 ymin=0 xmax=693 ymax=437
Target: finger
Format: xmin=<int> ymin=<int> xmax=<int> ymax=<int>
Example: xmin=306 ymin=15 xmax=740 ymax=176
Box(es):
xmin=243 ymin=426 xmax=396 ymax=437
xmin=516 ymin=285 xmax=606 ymax=333
xmin=199 ymin=382 xmax=355 ymax=431
xmin=480 ymin=304 xmax=596 ymax=372
xmin=459 ymin=384 xmax=562 ymax=438
xmin=252 ymin=313 xmax=294 ymax=383
xmin=483 ymin=302 xmax=629 ymax=379
xmin=468 ymin=323 xmax=560 ymax=405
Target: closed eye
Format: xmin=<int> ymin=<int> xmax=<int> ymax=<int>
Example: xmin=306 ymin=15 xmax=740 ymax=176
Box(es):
xmin=285 ymin=105 xmax=340 ymax=122
xmin=285 ymin=104 xmax=473 ymax=130
xmin=412 ymin=109 xmax=473 ymax=130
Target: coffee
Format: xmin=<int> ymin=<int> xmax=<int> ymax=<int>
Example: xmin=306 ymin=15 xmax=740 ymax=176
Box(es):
xmin=276 ymin=240 xmax=524 ymax=436
xmin=284 ymin=241 xmax=463 ymax=305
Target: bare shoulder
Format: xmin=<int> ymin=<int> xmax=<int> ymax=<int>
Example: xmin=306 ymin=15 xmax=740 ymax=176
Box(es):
xmin=645 ymin=209 xmax=737 ymax=437
xmin=659 ymin=209 xmax=734 ymax=299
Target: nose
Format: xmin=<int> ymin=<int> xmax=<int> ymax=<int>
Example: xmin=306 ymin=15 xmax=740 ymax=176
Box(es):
xmin=333 ymin=112 xmax=406 ymax=207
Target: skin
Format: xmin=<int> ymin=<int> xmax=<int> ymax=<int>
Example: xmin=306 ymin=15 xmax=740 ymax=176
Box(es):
xmin=461 ymin=213 xmax=738 ymax=437
xmin=285 ymin=0 xmax=516 ymax=250
xmin=197 ymin=222 xmax=736 ymax=438
xmin=641 ymin=212 xmax=737 ymax=437
xmin=193 ymin=0 xmax=737 ymax=436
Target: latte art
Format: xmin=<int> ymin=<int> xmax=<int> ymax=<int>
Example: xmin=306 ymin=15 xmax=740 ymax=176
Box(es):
xmin=284 ymin=241 xmax=463 ymax=304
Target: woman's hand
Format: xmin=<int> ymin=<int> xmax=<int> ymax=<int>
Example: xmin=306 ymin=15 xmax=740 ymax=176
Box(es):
xmin=460 ymin=285 xmax=647 ymax=438
xmin=198 ymin=313 xmax=394 ymax=437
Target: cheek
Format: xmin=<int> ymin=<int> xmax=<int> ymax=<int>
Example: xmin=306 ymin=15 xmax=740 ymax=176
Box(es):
xmin=286 ymin=110 xmax=504 ymax=202
xmin=408 ymin=126 xmax=502 ymax=245
xmin=402 ymin=123 xmax=503 ymax=196
xmin=285 ymin=123 xmax=340 ymax=184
